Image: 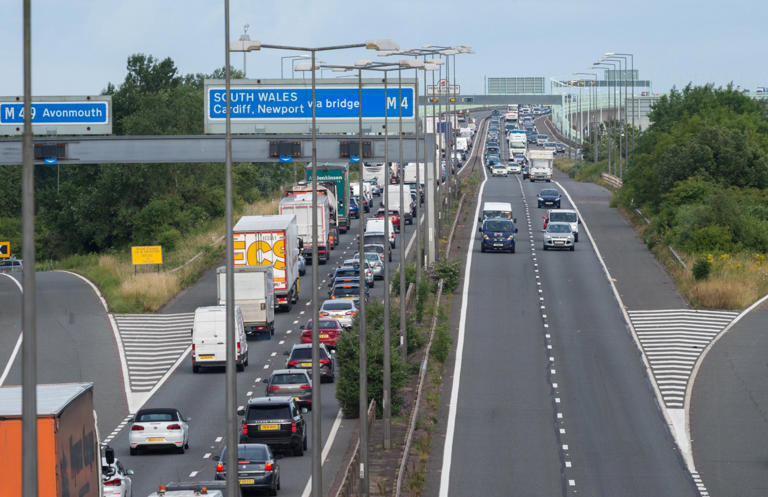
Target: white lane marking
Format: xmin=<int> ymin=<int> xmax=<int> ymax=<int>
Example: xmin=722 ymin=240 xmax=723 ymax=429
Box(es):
xmin=0 ymin=329 xmax=22 ymax=387
xmin=439 ymin=117 xmax=489 ymax=497
xmin=293 ymin=320 xmax=299 ymax=325
xmin=279 ymin=340 xmax=285 ymax=345
xmin=270 ymin=352 xmax=277 ymax=357
xmin=300 ymin=409 xmax=344 ymax=497
xmin=246 ymin=391 xmax=253 ymax=396
xmin=306 ymin=301 xmax=311 ymax=306
xmin=286 ymin=330 xmax=292 ymax=334
xmin=189 ymin=471 xmax=198 ymax=478
xmin=215 ymin=436 xmax=223 ymax=442
xmin=300 ymin=311 xmax=305 ymax=315
xmin=263 ymin=364 xmax=269 ymax=369
xmin=203 ymin=452 xmax=211 ymax=459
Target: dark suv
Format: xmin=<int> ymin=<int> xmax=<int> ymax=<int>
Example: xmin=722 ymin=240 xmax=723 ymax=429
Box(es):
xmin=239 ymin=396 xmax=307 ymax=456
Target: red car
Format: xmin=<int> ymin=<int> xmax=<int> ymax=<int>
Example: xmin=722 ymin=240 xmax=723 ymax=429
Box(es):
xmin=300 ymin=319 xmax=344 ymax=348
xmin=376 ymin=207 xmax=401 ymax=232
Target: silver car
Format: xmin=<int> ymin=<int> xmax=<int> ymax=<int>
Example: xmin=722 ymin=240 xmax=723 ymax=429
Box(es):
xmin=128 ymin=407 xmax=190 ymax=455
xmin=543 ymin=222 xmax=575 ymax=251
xmin=319 ymin=299 xmax=357 ymax=328
xmin=266 ymin=369 xmax=313 ymax=409
xmin=343 ymin=258 xmax=374 ymax=287
xmin=354 ymin=252 xmax=384 ymax=279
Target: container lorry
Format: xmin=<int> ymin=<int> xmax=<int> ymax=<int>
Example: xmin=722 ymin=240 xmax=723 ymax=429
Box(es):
xmin=528 ymin=149 xmax=554 ymax=182
xmin=0 ymin=382 xmax=100 ymax=497
xmin=216 ymin=265 xmax=275 ymax=336
xmin=279 ymin=193 xmax=331 ymax=264
xmin=233 ymin=214 xmax=300 ymax=311
xmin=305 ymin=162 xmax=350 ymax=233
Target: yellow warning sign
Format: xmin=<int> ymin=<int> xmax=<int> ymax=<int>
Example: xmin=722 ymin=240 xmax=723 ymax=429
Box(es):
xmin=131 ymin=245 xmax=163 ymax=265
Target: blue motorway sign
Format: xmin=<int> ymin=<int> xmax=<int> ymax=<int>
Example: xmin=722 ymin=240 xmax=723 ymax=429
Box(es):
xmin=279 ymin=156 xmax=293 ymax=163
xmin=349 ymin=156 xmax=360 ymax=163
xmin=207 ymin=87 xmax=415 ymax=121
xmin=0 ymin=101 xmax=109 ymax=125
xmin=43 ymin=158 xmax=58 ymax=165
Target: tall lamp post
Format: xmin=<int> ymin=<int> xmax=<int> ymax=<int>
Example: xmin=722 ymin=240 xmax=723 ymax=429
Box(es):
xmin=592 ymin=61 xmax=618 ymax=175
xmin=574 ymin=72 xmax=598 ymax=161
xmin=606 ymin=52 xmax=634 ymax=170
xmin=229 ymin=37 xmax=398 ymax=497
xmin=281 ymin=54 xmax=309 ymax=78
xmin=602 ymin=55 xmax=627 ymax=178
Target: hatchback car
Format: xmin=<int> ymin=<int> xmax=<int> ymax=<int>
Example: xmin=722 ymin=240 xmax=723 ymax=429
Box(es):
xmin=265 ymin=369 xmax=313 ymax=408
xmin=328 ymin=266 xmax=360 ymax=286
xmin=330 ymin=282 xmax=368 ymax=305
xmin=129 ymin=408 xmax=190 ymax=455
xmin=215 ymin=444 xmax=279 ymax=495
xmin=543 ymin=142 xmax=558 ymax=152
xmin=238 ymin=396 xmax=307 ymax=456
xmin=543 ymin=222 xmax=575 ymax=251
xmin=491 ymin=164 xmax=508 ymax=177
xmin=506 ymin=162 xmax=522 ymax=174
xmin=0 ymin=259 xmax=23 ymax=273
xmin=353 ymin=252 xmax=384 ymax=279
xmin=536 ymin=134 xmax=549 ymax=145
xmin=102 ymin=447 xmax=133 ymax=497
xmin=300 ymin=318 xmax=344 ymax=349
xmin=349 ymin=197 xmax=360 ymax=219
xmin=537 ymin=189 xmax=562 ymax=208
xmin=286 ymin=343 xmax=336 ymax=382
xmin=547 ymin=209 xmax=580 ymax=242
xmin=342 ymin=258 xmax=374 ymax=287
xmin=319 ymin=299 xmax=357 ymax=328
xmin=364 ymin=243 xmax=390 ymax=262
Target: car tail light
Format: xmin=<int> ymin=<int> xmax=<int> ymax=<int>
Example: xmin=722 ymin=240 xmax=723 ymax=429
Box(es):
xmin=103 ymin=478 xmax=121 ymax=486
xmin=345 ymin=311 xmax=357 ymax=316
xmin=237 ymin=342 xmax=241 ymax=354
xmin=268 ymin=385 xmax=280 ymax=391
xmin=287 ymin=360 xmax=299 ymax=366
xmin=167 ymin=423 xmax=181 ymax=430
xmin=131 ymin=425 xmax=144 ymax=431
xmin=242 ymin=423 xmax=248 ymax=435
xmin=192 ymin=344 xmax=196 ymax=355
xmin=265 ymin=462 xmax=273 ymax=472
xmin=291 ymin=422 xmax=297 ymax=433
xmin=216 ymin=463 xmax=224 ymax=473
xmin=300 ymin=384 xmax=311 ymax=389
xmin=319 ymin=359 xmax=330 ymax=365
xmin=319 ymin=311 xmax=329 ymax=317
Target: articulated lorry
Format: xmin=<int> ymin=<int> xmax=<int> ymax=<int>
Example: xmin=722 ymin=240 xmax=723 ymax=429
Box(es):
xmin=305 ymin=162 xmax=350 ymax=233
xmin=217 ymin=265 xmax=275 ymax=336
xmin=0 ymin=383 xmax=100 ymax=497
xmin=279 ymin=193 xmax=331 ymax=264
xmin=233 ymin=215 xmax=300 ymax=311
xmin=528 ymin=149 xmax=554 ymax=182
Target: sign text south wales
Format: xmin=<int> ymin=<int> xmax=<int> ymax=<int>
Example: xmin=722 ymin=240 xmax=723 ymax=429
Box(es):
xmin=207 ymin=87 xmax=415 ymax=120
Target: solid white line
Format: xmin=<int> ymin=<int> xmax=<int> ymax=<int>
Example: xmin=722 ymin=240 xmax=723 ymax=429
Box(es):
xmin=300 ymin=409 xmax=344 ymax=497
xmin=439 ymin=117 xmax=488 ymax=497
xmin=189 ymin=471 xmax=198 ymax=478
xmin=0 ymin=274 xmax=23 ymax=387
xmin=203 ymin=452 xmax=211 ymax=459
xmin=215 ymin=436 xmax=223 ymax=443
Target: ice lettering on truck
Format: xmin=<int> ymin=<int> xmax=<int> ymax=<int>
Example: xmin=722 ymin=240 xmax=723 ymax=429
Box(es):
xmin=234 ymin=231 xmax=288 ymax=291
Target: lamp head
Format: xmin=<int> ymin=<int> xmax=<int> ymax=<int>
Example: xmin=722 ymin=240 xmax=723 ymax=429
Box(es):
xmin=229 ymin=40 xmax=261 ymax=52
xmin=399 ymin=58 xmax=424 ymax=68
xmin=366 ymin=39 xmax=399 ymax=51
xmin=355 ymin=59 xmax=373 ymax=67
xmin=425 ymin=58 xmax=444 ymax=65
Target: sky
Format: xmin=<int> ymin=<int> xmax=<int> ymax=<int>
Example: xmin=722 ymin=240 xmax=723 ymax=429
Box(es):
xmin=1 ymin=0 xmax=766 ymax=97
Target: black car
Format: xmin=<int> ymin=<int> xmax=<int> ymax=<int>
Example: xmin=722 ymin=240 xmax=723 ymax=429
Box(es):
xmin=522 ymin=165 xmax=530 ymax=179
xmin=286 ymin=343 xmax=336 ymax=382
xmin=239 ymin=396 xmax=307 ymax=456
xmin=215 ymin=443 xmax=280 ymax=495
xmin=537 ymin=189 xmax=562 ymax=208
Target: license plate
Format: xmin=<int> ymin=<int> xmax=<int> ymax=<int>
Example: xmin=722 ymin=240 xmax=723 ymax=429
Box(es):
xmin=259 ymin=424 xmax=279 ymax=431
xmin=199 ymin=354 xmax=214 ymax=359
xmin=494 ymin=243 xmax=503 ymax=247
xmin=146 ymin=437 xmax=165 ymax=442
xmin=300 ymin=362 xmax=312 ymax=367
xmin=319 ymin=334 xmax=329 ymax=338
xmin=239 ymin=479 xmax=255 ymax=485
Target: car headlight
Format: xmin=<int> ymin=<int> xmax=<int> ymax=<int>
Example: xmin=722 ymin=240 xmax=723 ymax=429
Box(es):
xmin=507 ymin=235 xmax=514 ymax=240
xmin=483 ymin=234 xmax=489 ymax=240
xmin=545 ymin=234 xmax=552 ymax=240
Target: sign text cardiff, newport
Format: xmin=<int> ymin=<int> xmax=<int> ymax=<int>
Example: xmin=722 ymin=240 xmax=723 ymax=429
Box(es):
xmin=0 ymin=101 xmax=109 ymax=125
xmin=207 ymin=87 xmax=415 ymax=120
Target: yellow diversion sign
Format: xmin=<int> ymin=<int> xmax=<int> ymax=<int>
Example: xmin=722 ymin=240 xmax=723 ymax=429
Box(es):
xmin=131 ymin=245 xmax=163 ymax=265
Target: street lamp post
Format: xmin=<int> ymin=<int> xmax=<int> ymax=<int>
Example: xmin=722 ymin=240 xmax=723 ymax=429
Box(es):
xmin=574 ymin=72 xmax=598 ymax=162
xmin=229 ymin=38 xmax=398 ymax=497
xmin=281 ymin=54 xmax=309 ymax=79
xmin=593 ymin=61 xmax=618 ymax=175
xmin=607 ymin=52 xmax=634 ymax=171
xmin=603 ymin=56 xmax=626 ymax=178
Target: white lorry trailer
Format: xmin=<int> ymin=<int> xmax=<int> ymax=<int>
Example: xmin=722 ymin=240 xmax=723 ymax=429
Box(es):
xmin=279 ymin=193 xmax=331 ymax=264
xmin=217 ymin=265 xmax=275 ymax=336
xmin=528 ymin=149 xmax=554 ymax=182
xmin=233 ymin=215 xmax=300 ymax=311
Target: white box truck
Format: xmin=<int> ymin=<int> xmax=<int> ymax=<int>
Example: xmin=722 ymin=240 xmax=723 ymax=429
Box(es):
xmin=217 ymin=265 xmax=275 ymax=337
xmin=233 ymin=215 xmax=300 ymax=311
xmin=279 ymin=193 xmax=331 ymax=264
xmin=528 ymin=149 xmax=554 ymax=182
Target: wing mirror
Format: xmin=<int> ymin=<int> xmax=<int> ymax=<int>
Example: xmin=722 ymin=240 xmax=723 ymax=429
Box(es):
xmin=237 ymin=407 xmax=245 ymax=416
xmin=514 ymin=227 xmax=519 ymax=233
xmin=212 ymin=455 xmax=221 ymax=461
xmin=578 ymin=218 xmax=582 ymax=225
xmin=104 ymin=446 xmax=115 ymax=465
xmin=125 ymin=469 xmax=135 ymax=475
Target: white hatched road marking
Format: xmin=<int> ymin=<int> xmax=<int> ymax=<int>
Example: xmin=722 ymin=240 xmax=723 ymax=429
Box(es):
xmin=628 ymin=309 xmax=738 ymax=408
xmin=113 ymin=313 xmax=194 ymax=393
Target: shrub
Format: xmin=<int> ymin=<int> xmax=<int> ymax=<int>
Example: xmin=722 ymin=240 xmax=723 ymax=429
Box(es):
xmin=430 ymin=309 xmax=452 ymax=364
xmin=430 ymin=258 xmax=461 ymax=293
xmin=692 ymin=258 xmax=712 ymax=280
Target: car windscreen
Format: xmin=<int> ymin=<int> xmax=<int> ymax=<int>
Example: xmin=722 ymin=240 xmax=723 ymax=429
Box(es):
xmin=305 ymin=320 xmax=340 ymax=330
xmin=290 ymin=347 xmax=328 ymax=360
xmin=540 ymin=190 xmax=559 ymax=197
xmin=136 ymin=411 xmax=177 ymax=422
xmin=364 ymin=234 xmax=386 ymax=245
xmin=484 ymin=220 xmax=513 ymax=232
xmin=364 ymin=245 xmax=384 ymax=253
xmin=547 ymin=223 xmax=572 ymax=234
xmin=483 ymin=210 xmax=512 ymax=220
xmin=335 ymin=269 xmax=357 ymax=278
xmin=549 ymin=212 xmax=577 ymax=223
xmin=323 ymin=301 xmax=353 ymax=311
xmin=271 ymin=373 xmax=309 ymax=385
xmin=246 ymin=405 xmax=291 ymax=421
xmin=332 ymin=286 xmax=360 ymax=297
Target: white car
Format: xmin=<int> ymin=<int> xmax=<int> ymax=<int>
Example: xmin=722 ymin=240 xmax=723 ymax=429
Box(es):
xmin=102 ymin=449 xmax=133 ymax=497
xmin=491 ymin=165 xmax=508 ymax=177
xmin=506 ymin=162 xmax=521 ymax=174
xmin=319 ymin=299 xmax=358 ymax=328
xmin=128 ymin=407 xmax=190 ymax=455
xmin=547 ymin=209 xmax=580 ymax=242
xmin=542 ymin=222 xmax=575 ymax=251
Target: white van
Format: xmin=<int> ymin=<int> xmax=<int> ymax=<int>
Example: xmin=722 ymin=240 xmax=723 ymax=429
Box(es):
xmin=191 ymin=305 xmax=249 ymax=373
xmin=547 ymin=209 xmax=580 ymax=242
xmin=365 ymin=218 xmax=396 ymax=248
xmin=480 ymin=202 xmax=515 ymax=222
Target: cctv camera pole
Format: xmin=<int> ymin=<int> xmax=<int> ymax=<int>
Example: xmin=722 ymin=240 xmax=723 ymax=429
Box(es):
xmin=21 ymin=1 xmax=39 ymax=495
xmin=382 ymin=72 xmax=392 ymax=450
xmin=223 ymin=2 xmax=239 ymax=496
xmin=356 ymin=67 xmax=370 ymax=497
xmin=398 ymin=66 xmax=407 ymax=361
